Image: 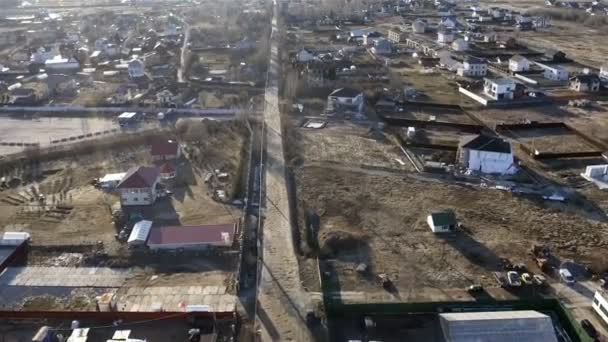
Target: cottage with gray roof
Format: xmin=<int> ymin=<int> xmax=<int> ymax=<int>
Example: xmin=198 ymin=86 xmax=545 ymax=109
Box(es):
xmin=458 ymin=134 xmax=517 ymax=175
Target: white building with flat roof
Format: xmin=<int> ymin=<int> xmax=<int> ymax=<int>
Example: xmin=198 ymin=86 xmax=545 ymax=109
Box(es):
xmin=440 ymin=310 xmax=558 ymax=342
xmin=484 ymin=78 xmax=515 ymax=100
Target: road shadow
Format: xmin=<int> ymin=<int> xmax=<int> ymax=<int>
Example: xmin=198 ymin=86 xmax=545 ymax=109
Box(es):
xmin=257 ymin=304 xmax=281 ymax=341
xmin=258 ymin=259 xmax=316 ymax=339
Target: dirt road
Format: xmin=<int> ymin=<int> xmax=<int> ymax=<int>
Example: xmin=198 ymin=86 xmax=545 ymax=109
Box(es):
xmin=255 ymin=1 xmax=315 ymax=341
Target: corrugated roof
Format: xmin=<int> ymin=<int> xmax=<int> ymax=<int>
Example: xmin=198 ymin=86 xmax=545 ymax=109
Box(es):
xmin=117 ymin=166 xmax=159 ymax=189
xmin=147 ymin=224 xmax=236 ymax=247
xmin=440 ymin=310 xmax=558 ymax=342
xmin=151 ymin=140 xmax=179 ymax=156
xmin=128 ymin=220 xmax=153 ymax=244
xmin=441 ymin=310 xmax=548 ymax=321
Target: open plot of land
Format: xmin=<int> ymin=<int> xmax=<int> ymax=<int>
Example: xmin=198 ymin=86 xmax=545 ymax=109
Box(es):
xmin=286 ymin=121 xmax=414 ymax=171
xmin=517 ymin=21 xmax=608 ymax=68
xmin=383 ymin=106 xmax=481 ymax=126
xmin=295 ymin=166 xmax=608 ymax=302
xmin=0 ymin=116 xmax=119 ymax=155
xmin=501 ymin=125 xmax=601 ymax=154
xmin=469 ymin=105 xmax=576 ymax=126
xmin=390 ymin=66 xmax=462 ymax=105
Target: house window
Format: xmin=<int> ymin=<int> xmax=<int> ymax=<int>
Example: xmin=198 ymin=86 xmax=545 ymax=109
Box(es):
xmin=133 ymin=197 xmax=138 ymax=201
xmin=143 ymin=197 xmax=149 ymax=202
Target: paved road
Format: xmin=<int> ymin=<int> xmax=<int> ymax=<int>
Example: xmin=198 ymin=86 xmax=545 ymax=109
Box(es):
xmin=177 ymin=16 xmax=190 ymax=83
xmin=255 ymin=1 xmax=314 ymax=341
xmin=0 ymin=105 xmax=242 ymax=118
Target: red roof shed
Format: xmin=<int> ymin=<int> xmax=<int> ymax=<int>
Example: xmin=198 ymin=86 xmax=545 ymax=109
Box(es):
xmin=147 ymin=224 xmax=236 ymax=250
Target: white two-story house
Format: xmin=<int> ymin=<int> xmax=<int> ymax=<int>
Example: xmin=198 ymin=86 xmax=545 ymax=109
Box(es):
xmin=509 ymin=55 xmax=530 ymax=72
xmin=116 ymin=166 xmax=161 ymax=206
xmin=457 ymin=56 xmax=487 ymax=77
xmin=484 ymin=78 xmax=515 ymax=100
xmin=458 ymin=134 xmax=516 ymax=175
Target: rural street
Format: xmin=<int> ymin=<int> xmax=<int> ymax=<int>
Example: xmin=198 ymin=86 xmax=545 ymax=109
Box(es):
xmin=0 ymin=105 xmax=243 ymax=118
xmin=255 ymin=0 xmax=314 ymax=341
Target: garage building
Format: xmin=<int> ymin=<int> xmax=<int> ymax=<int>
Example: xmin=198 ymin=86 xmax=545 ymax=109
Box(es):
xmin=439 ymin=310 xmax=558 ymax=342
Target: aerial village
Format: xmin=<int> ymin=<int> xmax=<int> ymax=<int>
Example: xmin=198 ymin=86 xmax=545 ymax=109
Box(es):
xmin=1 ymin=0 xmax=608 ymax=341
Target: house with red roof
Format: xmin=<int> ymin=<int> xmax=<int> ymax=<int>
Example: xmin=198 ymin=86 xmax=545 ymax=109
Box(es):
xmin=159 ymin=162 xmax=176 ymax=180
xmin=116 ymin=166 xmax=161 ymax=206
xmin=150 ymin=140 xmax=180 ymax=161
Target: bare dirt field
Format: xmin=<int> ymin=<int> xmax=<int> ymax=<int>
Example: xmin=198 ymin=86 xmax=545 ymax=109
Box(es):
xmin=0 ymin=116 xmax=119 ymax=155
xmin=294 ymin=165 xmax=608 ymax=302
xmin=517 ymin=21 xmax=608 ymax=68
xmin=502 ymin=126 xmax=601 ymax=154
xmin=286 ymin=120 xmax=414 ymax=172
xmin=385 ymin=106 xmax=480 ymax=126
xmin=390 ymin=65 xmax=463 ymax=105
xmin=468 ymin=104 xmax=575 ymax=126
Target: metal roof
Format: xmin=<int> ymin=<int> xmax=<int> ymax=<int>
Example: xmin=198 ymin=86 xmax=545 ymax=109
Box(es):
xmin=128 ymin=220 xmax=153 ymax=244
xmin=147 ymin=224 xmax=236 ymax=247
xmin=117 ymin=166 xmax=159 ymax=189
xmin=441 ymin=310 xmax=549 ymax=321
xmin=440 ymin=310 xmax=558 ymax=342
xmin=150 ymin=140 xmax=179 ymax=156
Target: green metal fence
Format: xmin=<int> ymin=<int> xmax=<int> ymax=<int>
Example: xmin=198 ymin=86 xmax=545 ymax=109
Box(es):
xmin=325 ymin=297 xmax=592 ymax=342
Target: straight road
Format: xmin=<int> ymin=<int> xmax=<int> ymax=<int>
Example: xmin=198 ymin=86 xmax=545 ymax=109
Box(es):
xmin=255 ymin=0 xmax=315 ymax=341
xmin=0 ymin=105 xmax=243 ymax=118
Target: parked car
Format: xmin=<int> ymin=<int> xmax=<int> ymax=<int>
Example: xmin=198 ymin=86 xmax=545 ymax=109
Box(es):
xmin=559 ymin=268 xmax=576 ymax=284
xmin=493 ymin=272 xmax=508 ymax=287
xmin=533 ymin=274 xmax=547 ymax=286
xmin=521 ymin=273 xmax=532 ymax=284
xmin=580 ymin=319 xmax=598 ymax=339
xmin=467 ymin=284 xmax=484 ymax=293
xmin=507 ymin=271 xmax=522 ymax=287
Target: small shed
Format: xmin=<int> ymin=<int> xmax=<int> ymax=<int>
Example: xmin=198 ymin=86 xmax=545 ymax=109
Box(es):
xmin=1 ymin=232 xmax=31 ymax=245
xmin=128 ymin=220 xmax=153 ymax=246
xmin=427 ymin=211 xmax=457 ymax=233
xmin=118 ymin=112 xmax=138 ymax=124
